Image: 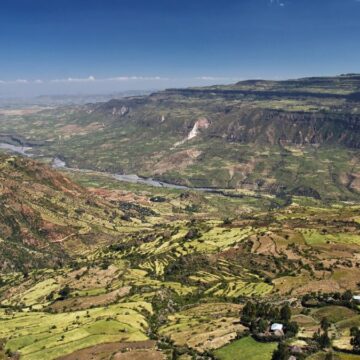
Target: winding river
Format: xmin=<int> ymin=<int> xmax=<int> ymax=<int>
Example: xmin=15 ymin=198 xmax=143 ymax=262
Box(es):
xmin=0 ymin=143 xmax=33 ymax=156
xmin=0 ymin=142 xmax=214 ymax=192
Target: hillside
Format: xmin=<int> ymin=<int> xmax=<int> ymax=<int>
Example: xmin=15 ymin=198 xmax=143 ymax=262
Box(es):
xmin=0 ymin=154 xmax=154 ymax=273
xmin=1 ymin=75 xmax=360 ymax=201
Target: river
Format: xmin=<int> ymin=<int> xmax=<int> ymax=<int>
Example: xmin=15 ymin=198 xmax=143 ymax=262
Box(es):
xmin=0 ymin=142 xmax=214 ymax=192
xmin=0 ymin=143 xmax=33 ymax=156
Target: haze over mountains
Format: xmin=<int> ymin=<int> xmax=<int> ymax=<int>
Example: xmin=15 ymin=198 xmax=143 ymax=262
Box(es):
xmin=0 ymin=90 xmax=154 ymax=108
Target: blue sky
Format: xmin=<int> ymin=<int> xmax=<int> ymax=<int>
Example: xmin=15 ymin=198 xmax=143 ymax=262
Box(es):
xmin=0 ymin=0 xmax=360 ymax=96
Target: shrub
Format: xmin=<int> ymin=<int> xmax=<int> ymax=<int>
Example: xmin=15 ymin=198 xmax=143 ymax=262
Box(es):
xmin=58 ymin=285 xmax=71 ymax=300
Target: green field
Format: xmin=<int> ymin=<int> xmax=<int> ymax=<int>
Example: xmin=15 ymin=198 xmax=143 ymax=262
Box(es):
xmin=214 ymin=337 xmax=277 ymax=360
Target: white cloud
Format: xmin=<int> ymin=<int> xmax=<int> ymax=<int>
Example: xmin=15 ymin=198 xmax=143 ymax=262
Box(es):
xmin=50 ymin=75 xmax=166 ymax=83
xmin=0 ymin=79 xmax=45 ymax=85
xmin=0 ymin=74 xmax=238 ymax=86
xmin=196 ymin=76 xmax=218 ymax=80
xmin=195 ymin=76 xmax=239 ymax=82
xmin=52 ymin=75 xmax=96 ymax=83
xmin=269 ymin=0 xmax=285 ymax=6
xmin=108 ymin=76 xmax=165 ymax=81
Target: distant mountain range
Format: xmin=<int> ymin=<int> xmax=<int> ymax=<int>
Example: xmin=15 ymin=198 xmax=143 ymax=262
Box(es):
xmin=1 ymin=74 xmax=360 ymax=201
xmin=0 ymin=89 xmax=155 ymax=108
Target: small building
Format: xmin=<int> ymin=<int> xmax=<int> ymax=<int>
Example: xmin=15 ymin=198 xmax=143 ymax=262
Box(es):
xmin=271 ymin=323 xmax=284 ymax=332
xmin=270 ymin=323 xmax=284 ymax=337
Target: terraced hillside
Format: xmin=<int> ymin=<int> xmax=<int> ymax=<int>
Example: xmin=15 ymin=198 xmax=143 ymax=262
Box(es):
xmin=1 ymin=75 xmax=360 ymax=201
xmin=1 ymin=155 xmax=360 ymax=359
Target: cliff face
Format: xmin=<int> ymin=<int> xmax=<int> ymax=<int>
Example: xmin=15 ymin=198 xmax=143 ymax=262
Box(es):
xmin=209 ymin=109 xmax=360 ymax=148
xmin=90 ymin=93 xmax=360 ymax=149
xmin=84 ymin=74 xmax=360 ymax=150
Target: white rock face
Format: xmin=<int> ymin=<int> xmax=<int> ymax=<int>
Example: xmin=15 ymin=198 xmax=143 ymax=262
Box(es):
xmin=120 ymin=106 xmax=128 ymax=116
xmin=187 ymin=123 xmax=199 ymax=140
xmin=187 ymin=117 xmax=210 ymax=140
xmin=112 ymin=106 xmax=129 ymax=116
xmin=174 ymin=117 xmax=210 ymax=147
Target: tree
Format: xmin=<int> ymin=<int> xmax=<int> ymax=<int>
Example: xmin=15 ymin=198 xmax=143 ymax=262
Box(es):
xmin=317 ymin=331 xmax=331 ymax=349
xmin=250 ymin=320 xmax=258 ymax=333
xmin=269 ymin=307 xmax=280 ymax=320
xmin=350 ymin=327 xmax=360 ymax=351
xmin=286 ymin=321 xmax=299 ymax=337
xmin=280 ymin=304 xmax=291 ymax=322
xmin=321 ymin=317 xmax=330 ymax=332
xmin=258 ymin=319 xmax=269 ymax=333
xmin=271 ymin=342 xmax=289 ymax=360
xmin=342 ymin=290 xmax=353 ymax=302
xmin=241 ymin=301 xmax=256 ymax=324
xmin=58 ymin=285 xmax=71 ymax=300
xmin=223 ymin=217 xmax=232 ymax=225
xmin=325 ymin=353 xmax=333 ymax=360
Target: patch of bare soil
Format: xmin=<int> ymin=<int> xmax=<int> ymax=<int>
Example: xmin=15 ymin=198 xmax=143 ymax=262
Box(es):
xmin=293 ymin=278 xmax=342 ymax=295
xmin=48 ymin=287 xmax=131 ymax=311
xmin=169 ymin=317 xmax=245 ymax=352
xmin=154 ymin=148 xmax=202 ymax=174
xmin=65 ymin=265 xmax=120 ymax=290
xmin=250 ymin=234 xmax=279 ymax=256
xmin=88 ymin=188 xmax=150 ymax=205
xmin=0 ymin=107 xmax=46 ymax=115
xmin=113 ymin=350 xmax=165 ymax=360
xmin=56 ymin=340 xmax=157 ymax=360
xmin=59 ymin=122 xmax=104 ymax=136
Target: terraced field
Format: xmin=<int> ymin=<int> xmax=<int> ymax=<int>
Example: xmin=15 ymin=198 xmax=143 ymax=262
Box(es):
xmin=1 ymin=153 xmax=360 ymax=359
xmin=0 ymin=302 xmax=150 ymax=360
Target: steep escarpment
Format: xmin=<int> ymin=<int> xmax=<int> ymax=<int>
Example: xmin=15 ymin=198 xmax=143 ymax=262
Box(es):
xmin=0 ymin=155 xmax=148 ymax=272
xmin=209 ymin=109 xmax=360 ymax=148
xmin=81 ymin=75 xmax=360 ymax=149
